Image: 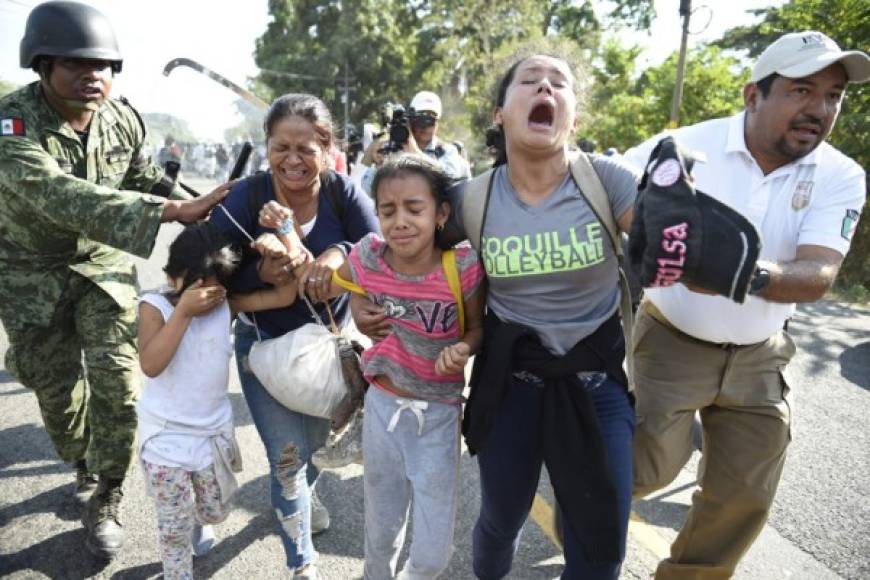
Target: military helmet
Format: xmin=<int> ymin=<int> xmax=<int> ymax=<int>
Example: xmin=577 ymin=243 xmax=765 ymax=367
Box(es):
xmin=20 ymin=1 xmax=123 ymax=73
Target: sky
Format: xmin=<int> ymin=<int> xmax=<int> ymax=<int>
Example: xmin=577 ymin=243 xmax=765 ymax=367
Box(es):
xmin=0 ymin=0 xmax=786 ymax=141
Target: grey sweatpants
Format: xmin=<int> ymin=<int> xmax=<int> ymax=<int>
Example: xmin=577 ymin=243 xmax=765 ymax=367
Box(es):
xmin=363 ymin=385 xmax=461 ymax=580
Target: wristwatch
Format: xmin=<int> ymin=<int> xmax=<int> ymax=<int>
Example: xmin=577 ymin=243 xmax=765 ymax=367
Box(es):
xmin=749 ymin=266 xmax=771 ymax=296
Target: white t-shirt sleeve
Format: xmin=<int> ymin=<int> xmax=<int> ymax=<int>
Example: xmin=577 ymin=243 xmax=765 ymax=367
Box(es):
xmin=798 ymin=162 xmax=866 ymax=256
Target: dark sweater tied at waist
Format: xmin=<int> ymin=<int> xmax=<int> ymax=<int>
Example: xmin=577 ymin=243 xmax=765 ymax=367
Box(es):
xmin=462 ymin=310 xmax=628 ymax=563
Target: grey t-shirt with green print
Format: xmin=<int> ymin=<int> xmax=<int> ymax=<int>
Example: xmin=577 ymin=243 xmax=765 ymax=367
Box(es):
xmin=480 ymin=154 xmax=639 ymax=355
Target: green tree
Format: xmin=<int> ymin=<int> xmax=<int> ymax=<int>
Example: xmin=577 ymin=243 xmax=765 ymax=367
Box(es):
xmin=0 ymin=78 xmax=18 ymax=98
xmin=585 ymin=44 xmax=747 ymax=152
xmin=425 ymin=0 xmax=652 ymax=159
xmin=254 ymin=0 xmax=425 ymax=131
xmin=718 ymin=0 xmax=869 ymax=290
xmin=421 ymin=0 xmax=549 ymax=152
xmin=252 ymin=0 xmax=655 ymax=157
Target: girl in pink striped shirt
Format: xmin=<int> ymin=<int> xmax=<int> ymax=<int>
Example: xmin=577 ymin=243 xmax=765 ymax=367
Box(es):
xmin=259 ymin=153 xmax=484 ymax=577
xmin=335 ymin=153 xmax=484 ymax=578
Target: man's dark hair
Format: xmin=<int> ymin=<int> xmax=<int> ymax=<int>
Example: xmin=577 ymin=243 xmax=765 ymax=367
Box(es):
xmin=164 ymin=223 xmax=239 ymax=295
xmin=755 ymin=73 xmax=780 ymax=98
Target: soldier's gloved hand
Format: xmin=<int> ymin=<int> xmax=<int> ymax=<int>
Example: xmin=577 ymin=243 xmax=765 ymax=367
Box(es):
xmin=162 ymin=181 xmax=233 ymax=224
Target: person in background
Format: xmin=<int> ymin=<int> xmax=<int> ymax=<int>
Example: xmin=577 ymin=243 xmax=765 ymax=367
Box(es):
xmin=405 ymin=90 xmax=472 ymax=181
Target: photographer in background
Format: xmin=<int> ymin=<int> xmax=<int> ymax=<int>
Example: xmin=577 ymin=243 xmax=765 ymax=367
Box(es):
xmin=405 ymin=91 xmax=471 ymax=181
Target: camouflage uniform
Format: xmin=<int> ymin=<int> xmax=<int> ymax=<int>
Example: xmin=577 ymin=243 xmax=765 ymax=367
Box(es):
xmin=0 ymin=81 xmax=177 ymax=479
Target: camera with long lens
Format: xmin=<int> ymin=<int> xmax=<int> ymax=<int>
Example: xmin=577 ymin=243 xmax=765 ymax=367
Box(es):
xmin=379 ymin=103 xmax=411 ymax=154
xmin=344 ymin=124 xmax=364 ymax=168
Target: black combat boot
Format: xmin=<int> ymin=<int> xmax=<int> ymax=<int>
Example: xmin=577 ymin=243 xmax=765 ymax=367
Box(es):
xmin=74 ymin=460 xmax=98 ymax=505
xmin=81 ymin=477 xmax=124 ymax=559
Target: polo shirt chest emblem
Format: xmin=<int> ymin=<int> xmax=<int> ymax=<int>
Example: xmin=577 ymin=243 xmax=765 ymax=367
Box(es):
xmin=791 ymin=181 xmax=813 ymax=210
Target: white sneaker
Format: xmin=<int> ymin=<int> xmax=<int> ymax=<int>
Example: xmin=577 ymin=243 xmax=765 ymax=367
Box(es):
xmin=294 ymin=563 xmax=318 ymax=579
xmin=192 ymin=523 xmax=215 ymax=556
xmin=310 ymin=490 xmax=330 ymax=535
xmin=312 ymin=408 xmax=363 ymax=470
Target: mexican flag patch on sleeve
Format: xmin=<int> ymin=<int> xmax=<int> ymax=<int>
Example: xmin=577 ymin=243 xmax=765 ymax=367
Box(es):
xmin=841 ymin=209 xmax=859 ymax=241
xmin=1 ymin=117 xmax=25 ymax=136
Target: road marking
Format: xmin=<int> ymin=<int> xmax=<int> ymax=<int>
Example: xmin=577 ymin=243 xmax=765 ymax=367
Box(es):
xmin=628 ymin=511 xmax=670 ymax=558
xmin=530 ymin=494 xmax=562 ymax=549
xmin=529 ymin=493 xmax=670 ymax=559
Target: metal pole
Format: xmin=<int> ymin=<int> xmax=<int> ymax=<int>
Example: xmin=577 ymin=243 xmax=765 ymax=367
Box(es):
xmin=343 ymin=60 xmax=350 ymax=141
xmin=668 ymin=0 xmax=692 ymax=128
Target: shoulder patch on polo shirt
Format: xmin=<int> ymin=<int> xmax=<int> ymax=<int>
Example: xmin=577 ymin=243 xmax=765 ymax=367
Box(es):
xmin=841 ymin=209 xmax=859 ymax=241
xmin=0 ymin=117 xmax=25 ymax=136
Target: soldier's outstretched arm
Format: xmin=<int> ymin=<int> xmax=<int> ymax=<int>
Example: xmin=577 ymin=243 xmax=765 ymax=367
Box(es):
xmin=0 ymin=135 xmax=227 ymax=258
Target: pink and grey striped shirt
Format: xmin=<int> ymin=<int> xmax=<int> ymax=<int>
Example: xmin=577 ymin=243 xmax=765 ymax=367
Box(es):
xmin=348 ymin=233 xmax=484 ymax=401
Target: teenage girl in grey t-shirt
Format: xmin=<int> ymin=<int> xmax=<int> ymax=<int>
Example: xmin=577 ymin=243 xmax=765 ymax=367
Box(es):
xmin=465 ymin=53 xmax=638 ymax=580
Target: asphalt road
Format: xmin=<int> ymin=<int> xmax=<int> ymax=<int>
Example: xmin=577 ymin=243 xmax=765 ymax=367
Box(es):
xmin=1 ymin=183 xmax=867 ymax=579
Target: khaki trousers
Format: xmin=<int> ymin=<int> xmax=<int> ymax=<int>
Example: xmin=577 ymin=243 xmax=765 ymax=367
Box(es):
xmin=632 ymin=302 xmax=794 ymax=580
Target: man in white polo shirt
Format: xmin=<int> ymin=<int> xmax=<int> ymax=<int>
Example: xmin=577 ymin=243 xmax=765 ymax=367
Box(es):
xmin=623 ymin=31 xmax=868 ymax=579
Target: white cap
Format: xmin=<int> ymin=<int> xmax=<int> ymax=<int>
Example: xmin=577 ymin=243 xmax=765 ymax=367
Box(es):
xmin=751 ymin=31 xmax=870 ymax=84
xmin=410 ymin=91 xmax=442 ymax=117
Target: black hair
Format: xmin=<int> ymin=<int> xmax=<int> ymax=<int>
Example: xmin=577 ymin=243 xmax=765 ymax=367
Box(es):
xmin=754 ymin=73 xmax=780 ymax=98
xmin=264 ymin=93 xmax=334 ymax=151
xmin=164 ymin=223 xmax=239 ymax=296
xmin=486 ymin=42 xmax=588 ymax=168
xmin=370 ymin=153 xmax=455 ymax=250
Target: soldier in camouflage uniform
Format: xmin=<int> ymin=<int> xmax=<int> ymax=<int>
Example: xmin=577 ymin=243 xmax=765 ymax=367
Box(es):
xmin=0 ymin=0 xmax=229 ymax=559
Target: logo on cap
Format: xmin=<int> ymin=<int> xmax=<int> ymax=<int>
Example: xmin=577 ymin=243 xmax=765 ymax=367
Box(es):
xmin=799 ymin=33 xmax=826 ymax=50
xmin=651 ymin=158 xmax=682 ymax=187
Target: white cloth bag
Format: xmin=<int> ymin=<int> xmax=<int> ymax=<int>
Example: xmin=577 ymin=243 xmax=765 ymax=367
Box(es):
xmin=248 ymin=321 xmax=347 ymax=420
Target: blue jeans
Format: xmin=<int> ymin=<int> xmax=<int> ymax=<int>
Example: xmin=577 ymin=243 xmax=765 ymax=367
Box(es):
xmin=235 ymin=322 xmax=331 ymax=570
xmin=472 ymin=374 xmax=635 ymax=580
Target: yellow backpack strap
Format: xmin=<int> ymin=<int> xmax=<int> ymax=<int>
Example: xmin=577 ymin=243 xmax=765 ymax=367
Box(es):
xmin=442 ymin=249 xmax=465 ymax=337
xmin=331 ymin=269 xmax=367 ymax=296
